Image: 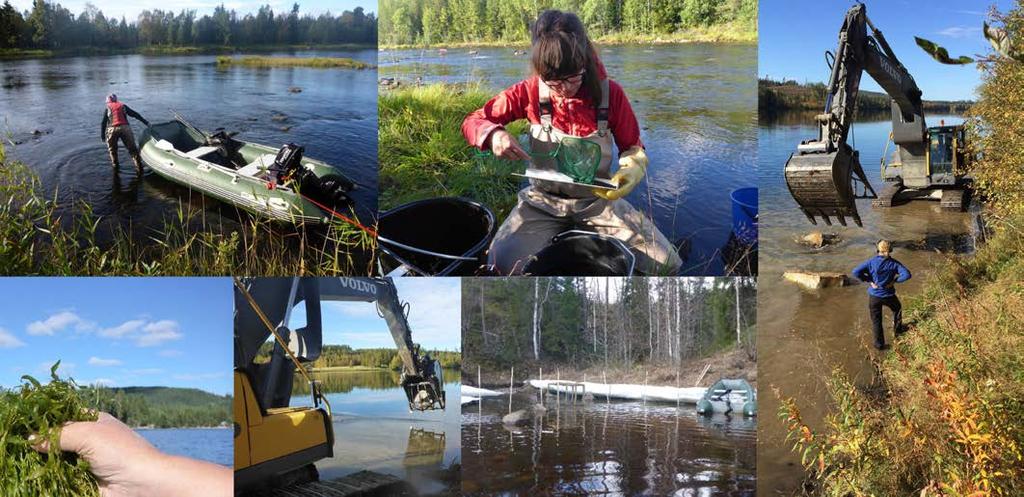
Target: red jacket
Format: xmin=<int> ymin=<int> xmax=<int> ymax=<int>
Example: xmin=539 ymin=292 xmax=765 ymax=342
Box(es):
xmin=462 ymin=73 xmax=643 ymax=153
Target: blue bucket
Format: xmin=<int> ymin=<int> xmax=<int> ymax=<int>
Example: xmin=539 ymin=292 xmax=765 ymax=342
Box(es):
xmin=730 ymin=187 xmax=758 ymax=245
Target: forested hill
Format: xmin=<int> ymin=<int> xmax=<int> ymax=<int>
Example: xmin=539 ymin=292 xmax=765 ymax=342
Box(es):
xmin=81 ymin=386 xmax=231 ymax=429
xmin=759 ymin=78 xmax=972 ymax=115
xmin=254 ymin=343 xmax=462 ymax=370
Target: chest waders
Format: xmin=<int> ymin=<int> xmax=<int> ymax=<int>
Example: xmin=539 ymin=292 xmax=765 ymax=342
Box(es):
xmin=486 ymin=79 xmax=683 ymax=275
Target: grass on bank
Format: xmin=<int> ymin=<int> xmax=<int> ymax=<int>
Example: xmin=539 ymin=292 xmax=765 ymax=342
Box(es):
xmin=0 ymin=364 xmax=99 ymax=497
xmin=378 ymin=83 xmax=528 ymax=219
xmin=778 ymin=212 xmax=1024 ymax=496
xmin=216 ymin=55 xmax=373 ymax=69
xmin=0 ymin=149 xmax=375 ymax=276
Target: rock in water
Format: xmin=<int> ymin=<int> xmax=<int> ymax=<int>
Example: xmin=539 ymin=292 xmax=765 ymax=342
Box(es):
xmin=798 ymin=231 xmax=840 ymax=248
xmin=502 ymin=409 xmax=530 ymax=426
xmin=783 ymin=271 xmax=849 ymax=289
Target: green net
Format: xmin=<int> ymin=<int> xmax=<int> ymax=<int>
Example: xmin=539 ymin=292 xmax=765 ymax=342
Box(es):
xmin=473 ymin=136 xmax=603 ymax=184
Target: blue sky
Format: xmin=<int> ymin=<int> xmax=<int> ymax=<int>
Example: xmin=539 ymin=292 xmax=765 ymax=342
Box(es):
xmin=9 ymin=0 xmax=375 ymax=22
xmin=287 ymin=278 xmax=461 ymax=351
xmin=0 ymin=278 xmax=232 ymax=395
xmin=760 ymin=0 xmax=1016 ymax=101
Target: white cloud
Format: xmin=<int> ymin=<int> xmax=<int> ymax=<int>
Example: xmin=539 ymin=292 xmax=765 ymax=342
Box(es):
xmin=158 ymin=349 xmax=183 ymax=357
xmin=99 ymin=319 xmax=146 ymax=338
xmin=138 ymin=320 xmax=184 ymax=347
xmin=0 ymin=327 xmax=26 ymax=349
xmin=126 ymin=368 xmax=165 ymax=376
xmin=88 ymin=356 xmax=122 ymax=367
xmin=937 ymin=26 xmax=981 ymax=39
xmin=26 ymin=311 xmax=94 ymax=336
xmin=86 ymin=378 xmax=116 ymax=387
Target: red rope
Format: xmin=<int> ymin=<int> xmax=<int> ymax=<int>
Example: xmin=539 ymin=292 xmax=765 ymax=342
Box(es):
xmin=298 ymin=192 xmax=378 ymax=238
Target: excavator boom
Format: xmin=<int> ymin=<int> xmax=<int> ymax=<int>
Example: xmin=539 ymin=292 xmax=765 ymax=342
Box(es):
xmin=784 ymin=2 xmax=925 ymax=226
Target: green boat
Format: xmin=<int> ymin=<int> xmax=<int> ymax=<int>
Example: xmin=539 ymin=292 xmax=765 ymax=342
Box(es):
xmin=138 ymin=118 xmax=355 ymax=224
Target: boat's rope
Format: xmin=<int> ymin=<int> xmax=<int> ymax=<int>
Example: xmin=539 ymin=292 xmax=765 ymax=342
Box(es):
xmin=297 ymin=192 xmax=378 ymax=238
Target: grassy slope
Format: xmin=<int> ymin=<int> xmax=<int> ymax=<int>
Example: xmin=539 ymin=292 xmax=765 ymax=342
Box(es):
xmin=378 ymin=84 xmax=528 ymax=219
xmin=781 ymin=213 xmax=1024 ymax=496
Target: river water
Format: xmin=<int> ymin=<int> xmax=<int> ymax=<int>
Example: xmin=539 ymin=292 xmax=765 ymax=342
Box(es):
xmin=289 ymin=369 xmax=462 ymax=496
xmin=379 ymin=44 xmax=758 ymax=275
xmin=756 ymin=112 xmax=976 ymax=495
xmin=0 ymin=49 xmax=378 ymax=236
xmin=462 ymin=388 xmax=756 ymax=496
xmin=137 ymin=427 xmax=233 ymax=467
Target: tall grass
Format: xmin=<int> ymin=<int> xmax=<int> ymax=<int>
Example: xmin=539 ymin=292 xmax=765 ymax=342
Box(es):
xmin=777 ymin=213 xmax=1024 ymax=496
xmin=378 ymin=83 xmax=528 ymax=219
xmin=216 ymin=55 xmax=373 ymax=69
xmin=0 ymin=153 xmax=376 ymax=275
xmin=0 ymin=363 xmax=99 ymax=497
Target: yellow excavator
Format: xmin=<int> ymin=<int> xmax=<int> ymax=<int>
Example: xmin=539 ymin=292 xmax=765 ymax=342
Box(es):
xmin=233 ymin=277 xmax=446 ymax=495
xmin=784 ymin=3 xmax=971 ymax=227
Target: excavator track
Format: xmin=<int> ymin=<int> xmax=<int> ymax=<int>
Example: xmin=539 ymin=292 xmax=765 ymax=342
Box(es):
xmin=259 ymin=471 xmax=409 ymax=497
xmin=940 ymin=188 xmax=966 ymax=211
xmin=871 ymin=183 xmax=904 ymax=208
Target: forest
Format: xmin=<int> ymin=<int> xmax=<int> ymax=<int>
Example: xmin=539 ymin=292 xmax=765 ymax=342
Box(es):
xmin=0 ymin=1 xmax=376 ymax=52
xmin=758 ymin=77 xmax=973 ymax=115
xmin=378 ymin=0 xmax=757 ymax=46
xmin=79 ymin=386 xmax=231 ymax=428
xmin=255 ymin=343 xmax=462 ymax=370
xmin=462 ymin=277 xmax=755 ymax=371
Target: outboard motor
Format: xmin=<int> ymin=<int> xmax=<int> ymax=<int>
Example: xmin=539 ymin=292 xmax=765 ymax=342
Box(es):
xmin=273 ymin=143 xmax=355 ymax=209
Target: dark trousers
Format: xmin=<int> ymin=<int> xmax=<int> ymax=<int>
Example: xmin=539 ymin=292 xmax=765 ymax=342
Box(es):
xmin=869 ymin=295 xmax=902 ymax=347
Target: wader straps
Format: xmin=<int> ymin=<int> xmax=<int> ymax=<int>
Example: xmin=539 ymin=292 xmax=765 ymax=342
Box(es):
xmin=537 ymin=78 xmax=611 ymax=136
xmin=597 ymin=78 xmax=610 ymax=137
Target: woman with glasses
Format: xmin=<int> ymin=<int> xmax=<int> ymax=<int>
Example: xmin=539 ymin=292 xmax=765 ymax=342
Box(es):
xmin=461 ymin=10 xmax=682 ymax=275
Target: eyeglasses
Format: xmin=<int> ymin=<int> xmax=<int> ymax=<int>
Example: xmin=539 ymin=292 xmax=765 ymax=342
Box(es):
xmin=544 ymin=69 xmax=585 ymax=88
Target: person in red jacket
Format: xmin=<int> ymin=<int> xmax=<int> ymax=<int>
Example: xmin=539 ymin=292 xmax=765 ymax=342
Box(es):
xmin=101 ymin=93 xmax=149 ymax=170
xmin=462 ymin=10 xmax=681 ymax=275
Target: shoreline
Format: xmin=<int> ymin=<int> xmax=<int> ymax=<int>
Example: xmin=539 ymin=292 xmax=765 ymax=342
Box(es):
xmin=379 ymin=27 xmax=757 ymax=50
xmin=0 ymin=43 xmax=376 ymax=61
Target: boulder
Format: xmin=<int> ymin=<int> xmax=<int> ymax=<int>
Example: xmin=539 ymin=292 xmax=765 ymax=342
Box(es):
xmin=783 ymin=271 xmax=849 ymax=289
xmin=798 ymin=231 xmax=840 ymax=248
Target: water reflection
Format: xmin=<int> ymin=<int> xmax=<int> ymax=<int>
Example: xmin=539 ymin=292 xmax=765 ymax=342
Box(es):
xmin=289 ymin=370 xmax=461 ymax=496
xmin=463 ymin=391 xmax=755 ymax=496
xmin=380 ymin=44 xmax=757 ymax=275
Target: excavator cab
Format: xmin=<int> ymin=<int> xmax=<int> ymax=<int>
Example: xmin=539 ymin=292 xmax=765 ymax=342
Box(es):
xmin=927 ymin=125 xmax=964 ymax=185
xmin=233 ymin=277 xmax=446 ymax=495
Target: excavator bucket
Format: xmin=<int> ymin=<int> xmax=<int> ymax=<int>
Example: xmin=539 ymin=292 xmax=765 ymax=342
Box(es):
xmin=401 ymin=358 xmax=446 ymax=412
xmin=784 ymin=145 xmax=876 ymax=227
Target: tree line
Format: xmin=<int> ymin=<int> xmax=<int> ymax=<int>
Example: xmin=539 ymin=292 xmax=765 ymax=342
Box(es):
xmin=0 ymin=1 xmax=376 ymax=51
xmin=80 ymin=386 xmax=231 ymax=428
xmin=758 ymin=77 xmax=973 ymax=116
xmin=255 ymin=343 xmax=462 ymax=370
xmin=379 ymin=0 xmax=756 ymax=45
xmin=463 ymin=277 xmax=756 ymax=370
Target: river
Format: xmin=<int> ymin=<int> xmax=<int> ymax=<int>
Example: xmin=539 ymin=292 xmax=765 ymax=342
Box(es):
xmin=137 ymin=427 xmax=232 ymax=467
xmin=0 ymin=49 xmax=378 ymax=240
xmin=379 ymin=43 xmax=758 ymax=275
xmin=463 ymin=388 xmax=756 ymax=496
xmin=289 ymin=369 xmax=462 ymax=495
xmin=756 ymin=111 xmax=976 ymax=495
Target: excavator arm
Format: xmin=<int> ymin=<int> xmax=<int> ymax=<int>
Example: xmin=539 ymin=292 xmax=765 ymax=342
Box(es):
xmin=234 ymin=277 xmax=446 ymax=413
xmin=785 ymin=2 xmax=927 ymax=226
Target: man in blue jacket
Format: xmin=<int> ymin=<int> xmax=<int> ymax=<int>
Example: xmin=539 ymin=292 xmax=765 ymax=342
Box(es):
xmin=851 ymin=240 xmax=911 ymax=350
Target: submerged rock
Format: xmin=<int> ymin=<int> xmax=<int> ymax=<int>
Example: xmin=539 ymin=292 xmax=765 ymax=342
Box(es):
xmin=783 ymin=271 xmax=849 ymax=289
xmin=798 ymin=231 xmax=840 ymax=248
xmin=288 ymin=86 xmax=302 ymax=93
xmin=502 ymin=404 xmax=546 ymax=426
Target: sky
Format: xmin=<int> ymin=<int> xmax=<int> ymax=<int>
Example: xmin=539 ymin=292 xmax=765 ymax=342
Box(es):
xmin=9 ymin=0 xmax=375 ymax=23
xmin=288 ymin=278 xmax=462 ymax=351
xmin=759 ymin=0 xmax=1017 ymax=101
xmin=0 ymin=277 xmax=232 ymax=395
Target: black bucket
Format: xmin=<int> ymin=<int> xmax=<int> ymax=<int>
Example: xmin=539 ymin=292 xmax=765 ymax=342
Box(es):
xmin=378 ymin=197 xmax=496 ymax=276
xmin=523 ymin=230 xmax=636 ymax=276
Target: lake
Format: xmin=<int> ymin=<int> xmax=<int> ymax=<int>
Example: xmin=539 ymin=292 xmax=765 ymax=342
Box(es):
xmin=756 ymin=112 xmax=976 ymax=495
xmin=463 ymin=389 xmax=756 ymax=496
xmin=379 ymin=43 xmax=758 ymax=275
xmin=137 ymin=427 xmax=232 ymax=467
xmin=290 ymin=369 xmax=462 ymax=496
xmin=0 ymin=49 xmax=378 ymax=240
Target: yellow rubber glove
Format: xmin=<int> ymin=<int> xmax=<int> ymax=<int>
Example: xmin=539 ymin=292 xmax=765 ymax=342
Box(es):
xmin=593 ymin=146 xmax=648 ymax=200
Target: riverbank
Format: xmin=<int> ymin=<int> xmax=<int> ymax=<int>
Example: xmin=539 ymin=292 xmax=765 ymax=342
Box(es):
xmin=466 ymin=347 xmax=755 ymax=390
xmin=0 ymin=43 xmax=375 ymax=60
xmin=779 ymin=210 xmax=1024 ymax=495
xmin=0 ymin=153 xmax=375 ymax=276
xmin=216 ymin=55 xmax=373 ymax=69
xmin=759 ymin=78 xmax=973 ymax=115
xmin=380 ymin=22 xmax=757 ymax=50
xmin=378 ymin=83 xmax=528 ymax=218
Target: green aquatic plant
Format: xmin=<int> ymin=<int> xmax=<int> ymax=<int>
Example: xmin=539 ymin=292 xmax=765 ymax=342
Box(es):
xmin=0 ymin=362 xmax=100 ymax=497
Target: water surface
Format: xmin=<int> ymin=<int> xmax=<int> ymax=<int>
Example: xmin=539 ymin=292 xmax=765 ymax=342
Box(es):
xmin=137 ymin=427 xmax=232 ymax=467
xmin=380 ymin=44 xmax=758 ymax=275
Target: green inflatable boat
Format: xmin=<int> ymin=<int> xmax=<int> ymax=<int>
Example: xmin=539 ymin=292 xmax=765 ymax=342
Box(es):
xmin=139 ymin=118 xmax=355 ymax=224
